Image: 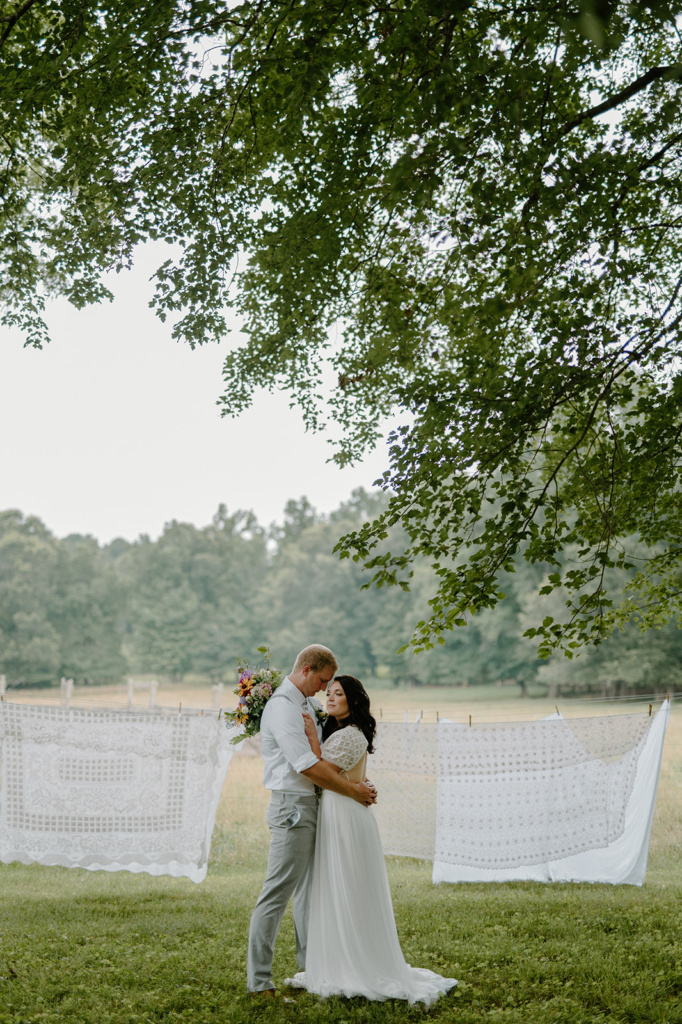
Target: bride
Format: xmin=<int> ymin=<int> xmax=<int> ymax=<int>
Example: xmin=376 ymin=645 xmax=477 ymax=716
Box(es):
xmin=286 ymin=674 xmax=457 ymax=1005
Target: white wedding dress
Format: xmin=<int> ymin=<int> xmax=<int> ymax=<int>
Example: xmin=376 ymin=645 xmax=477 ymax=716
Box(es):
xmin=286 ymin=726 xmax=457 ymax=1005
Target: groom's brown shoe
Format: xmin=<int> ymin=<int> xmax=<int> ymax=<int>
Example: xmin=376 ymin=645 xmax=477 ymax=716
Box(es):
xmin=252 ymin=989 xmax=296 ymax=1004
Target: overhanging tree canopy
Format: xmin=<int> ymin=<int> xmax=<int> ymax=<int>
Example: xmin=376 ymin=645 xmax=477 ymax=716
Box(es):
xmin=4 ymin=0 xmax=682 ymax=654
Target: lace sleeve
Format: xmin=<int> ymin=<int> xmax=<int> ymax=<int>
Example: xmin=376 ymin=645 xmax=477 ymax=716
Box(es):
xmin=321 ymin=726 xmax=368 ymax=771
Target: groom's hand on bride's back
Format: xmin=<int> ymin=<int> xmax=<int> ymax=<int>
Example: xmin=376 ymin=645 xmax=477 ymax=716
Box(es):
xmin=302 ymin=760 xmax=377 ymax=804
xmin=353 ymin=781 xmax=377 ymax=806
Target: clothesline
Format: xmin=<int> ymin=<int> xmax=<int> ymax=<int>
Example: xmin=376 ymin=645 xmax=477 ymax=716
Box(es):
xmin=373 ymin=698 xmax=675 ymax=724
xmin=0 ymin=694 xmax=221 ymax=716
xmin=0 ymin=691 xmax=676 ymax=720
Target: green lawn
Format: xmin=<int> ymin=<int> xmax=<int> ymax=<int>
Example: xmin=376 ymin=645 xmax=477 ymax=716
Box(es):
xmin=0 ymin=853 xmax=680 ymax=1024
xmin=1 ymin=697 xmax=680 ymax=1023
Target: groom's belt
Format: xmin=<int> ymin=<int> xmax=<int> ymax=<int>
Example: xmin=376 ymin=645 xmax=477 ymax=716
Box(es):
xmin=272 ymin=790 xmax=319 ymax=806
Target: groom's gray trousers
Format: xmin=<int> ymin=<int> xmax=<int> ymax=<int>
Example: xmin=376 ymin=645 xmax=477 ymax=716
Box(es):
xmin=247 ymin=790 xmax=319 ymax=992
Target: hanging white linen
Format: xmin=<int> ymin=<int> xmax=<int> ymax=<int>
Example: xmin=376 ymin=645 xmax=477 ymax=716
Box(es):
xmin=0 ymin=700 xmax=669 ymax=887
xmin=432 ymin=702 xmax=668 ymax=885
xmin=370 ymin=703 xmax=669 ymax=886
xmin=371 ymin=721 xmax=438 ymax=861
xmin=0 ymin=702 xmax=238 ymax=882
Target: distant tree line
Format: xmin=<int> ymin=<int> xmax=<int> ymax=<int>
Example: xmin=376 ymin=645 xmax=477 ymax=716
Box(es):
xmin=1 ymin=493 xmax=680 ymax=696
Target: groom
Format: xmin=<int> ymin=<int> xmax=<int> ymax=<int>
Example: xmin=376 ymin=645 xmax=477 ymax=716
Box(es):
xmin=247 ymin=643 xmax=377 ymax=997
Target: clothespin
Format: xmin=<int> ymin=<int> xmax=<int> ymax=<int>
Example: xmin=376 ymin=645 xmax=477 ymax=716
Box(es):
xmin=178 ymin=701 xmax=182 ymax=715
xmin=469 ymin=713 xmax=472 ymax=727
xmin=648 ymin=704 xmax=652 ymax=717
xmin=436 ymin=710 xmax=440 ymax=722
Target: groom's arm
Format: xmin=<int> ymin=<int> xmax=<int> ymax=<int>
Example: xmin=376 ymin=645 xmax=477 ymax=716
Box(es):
xmin=266 ymin=700 xmax=376 ymax=806
xmin=301 ymin=761 xmax=377 ymax=806
xmin=265 ymin=700 xmax=321 ymax=776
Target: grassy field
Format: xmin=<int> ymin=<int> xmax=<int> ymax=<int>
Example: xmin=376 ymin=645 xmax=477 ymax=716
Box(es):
xmin=1 ymin=685 xmax=680 ymax=1023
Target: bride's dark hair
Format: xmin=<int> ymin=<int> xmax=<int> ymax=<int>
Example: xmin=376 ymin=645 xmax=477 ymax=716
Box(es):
xmin=322 ymin=674 xmax=376 ymax=754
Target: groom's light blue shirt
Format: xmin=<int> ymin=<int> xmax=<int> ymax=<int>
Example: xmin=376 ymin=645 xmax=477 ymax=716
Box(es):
xmin=260 ymin=677 xmax=323 ymax=795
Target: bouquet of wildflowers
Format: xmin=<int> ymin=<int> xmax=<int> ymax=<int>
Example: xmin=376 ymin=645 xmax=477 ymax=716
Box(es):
xmin=224 ymin=646 xmax=282 ymax=744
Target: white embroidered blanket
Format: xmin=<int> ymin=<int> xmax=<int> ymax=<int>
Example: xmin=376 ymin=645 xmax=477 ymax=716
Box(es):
xmin=372 ymin=702 xmax=669 ymax=886
xmin=0 ymin=703 xmax=236 ymax=882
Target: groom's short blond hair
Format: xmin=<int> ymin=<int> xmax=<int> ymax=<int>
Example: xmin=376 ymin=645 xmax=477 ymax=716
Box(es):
xmin=293 ymin=644 xmax=338 ymax=675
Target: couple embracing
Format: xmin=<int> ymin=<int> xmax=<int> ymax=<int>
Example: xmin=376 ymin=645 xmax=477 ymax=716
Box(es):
xmin=247 ymin=643 xmax=456 ymax=1005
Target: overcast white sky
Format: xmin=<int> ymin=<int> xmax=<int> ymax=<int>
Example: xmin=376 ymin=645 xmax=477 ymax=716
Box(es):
xmin=0 ymin=247 xmax=394 ymax=545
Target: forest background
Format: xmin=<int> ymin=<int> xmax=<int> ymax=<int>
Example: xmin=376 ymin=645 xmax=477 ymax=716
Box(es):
xmin=2 ymin=488 xmax=680 ymax=698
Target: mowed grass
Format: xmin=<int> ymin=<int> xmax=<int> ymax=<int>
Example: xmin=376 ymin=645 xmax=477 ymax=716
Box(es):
xmin=1 ymin=689 xmax=681 ymax=1023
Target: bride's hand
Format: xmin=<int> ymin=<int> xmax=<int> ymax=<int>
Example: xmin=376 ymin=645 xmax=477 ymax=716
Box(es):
xmin=302 ymin=712 xmax=322 ymax=757
xmin=302 ymin=712 xmax=317 ymax=742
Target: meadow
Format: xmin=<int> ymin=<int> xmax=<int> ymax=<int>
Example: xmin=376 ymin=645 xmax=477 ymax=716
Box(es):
xmin=0 ymin=684 xmax=680 ymax=1023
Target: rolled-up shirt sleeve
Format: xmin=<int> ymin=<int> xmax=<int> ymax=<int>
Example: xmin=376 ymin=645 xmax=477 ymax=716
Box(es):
xmin=269 ymin=700 xmax=319 ymax=774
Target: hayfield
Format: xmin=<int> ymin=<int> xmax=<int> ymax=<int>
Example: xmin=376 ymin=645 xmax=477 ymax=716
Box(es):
xmin=1 ymin=683 xmax=680 ymax=1023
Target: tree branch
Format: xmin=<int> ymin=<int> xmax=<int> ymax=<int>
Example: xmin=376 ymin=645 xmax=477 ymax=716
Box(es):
xmin=0 ymin=0 xmax=40 ymax=51
xmin=559 ymin=65 xmax=682 ymax=139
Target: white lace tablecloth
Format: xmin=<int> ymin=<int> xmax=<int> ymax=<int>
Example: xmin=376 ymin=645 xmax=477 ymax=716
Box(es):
xmin=0 ymin=703 xmax=238 ymax=882
xmin=371 ymin=702 xmax=669 ymax=886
